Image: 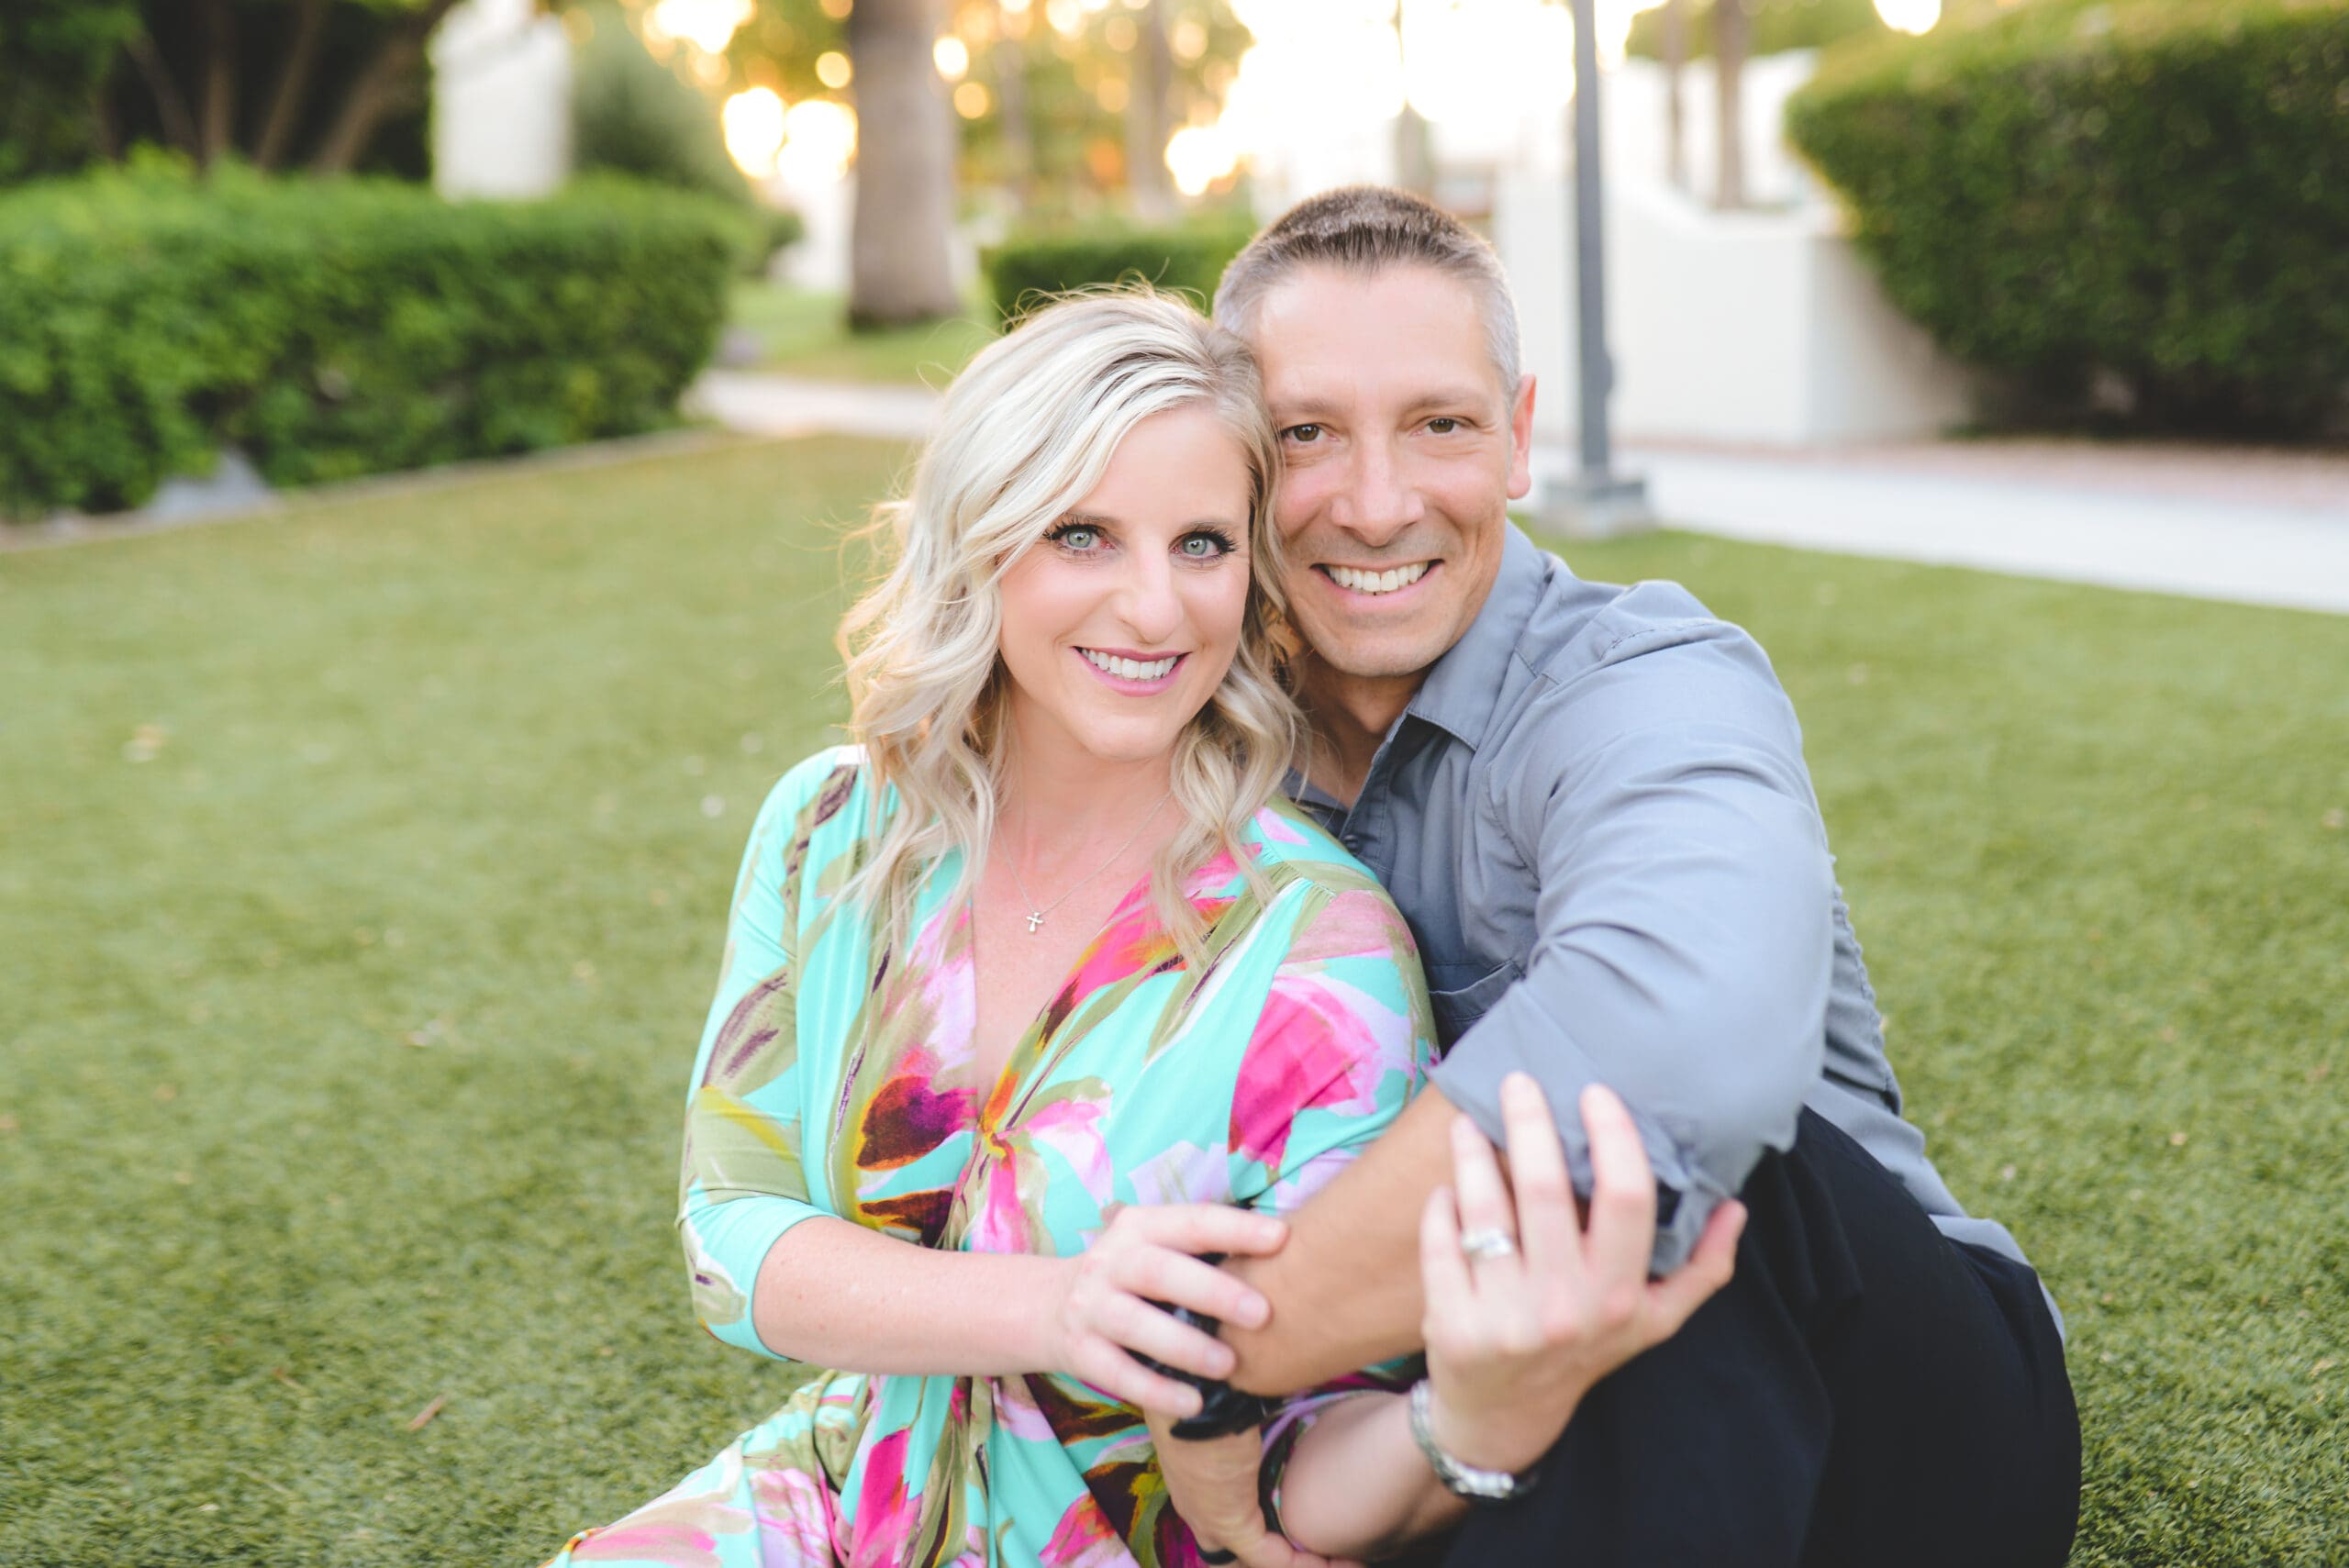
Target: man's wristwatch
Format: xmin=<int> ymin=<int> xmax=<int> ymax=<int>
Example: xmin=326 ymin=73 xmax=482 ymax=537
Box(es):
xmin=1407 ymin=1378 xmax=1543 ymax=1503
xmin=1134 ymin=1251 xmax=1277 ymax=1440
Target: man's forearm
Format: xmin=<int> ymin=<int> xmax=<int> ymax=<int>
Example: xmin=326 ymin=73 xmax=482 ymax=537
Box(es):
xmin=1223 ymin=1084 xmax=1458 ymax=1396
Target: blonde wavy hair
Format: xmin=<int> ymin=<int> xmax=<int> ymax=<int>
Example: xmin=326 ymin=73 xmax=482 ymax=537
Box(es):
xmin=838 ymin=287 xmax=1299 ymax=960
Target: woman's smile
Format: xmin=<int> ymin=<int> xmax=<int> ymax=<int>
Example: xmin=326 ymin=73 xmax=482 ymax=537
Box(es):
xmin=1073 ymin=646 xmax=1188 ymax=691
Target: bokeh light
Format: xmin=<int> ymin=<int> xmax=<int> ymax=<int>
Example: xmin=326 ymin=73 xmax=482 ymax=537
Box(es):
xmin=779 ymin=98 xmax=857 ymax=183
xmin=645 ymin=0 xmax=753 ymax=56
xmin=1875 ymin=0 xmax=1943 ymax=34
xmin=1165 ymin=123 xmax=1240 ymax=196
xmin=722 ymin=86 xmax=786 ymax=179
xmin=934 ymin=36 xmax=971 ymax=81
xmin=815 ymin=50 xmax=852 ymax=89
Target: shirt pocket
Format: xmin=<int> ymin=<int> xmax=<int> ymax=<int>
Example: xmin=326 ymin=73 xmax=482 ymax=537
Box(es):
xmin=1425 ymin=960 xmax=1521 ymax=1043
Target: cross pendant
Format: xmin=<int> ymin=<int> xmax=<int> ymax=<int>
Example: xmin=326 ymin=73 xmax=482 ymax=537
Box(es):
xmin=1024 ymin=910 xmax=1045 ymax=934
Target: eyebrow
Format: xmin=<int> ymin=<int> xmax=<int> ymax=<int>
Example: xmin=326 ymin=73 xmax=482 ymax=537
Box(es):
xmin=1052 ymin=510 xmax=1244 ymax=533
xmin=1405 ymin=385 xmax=1497 ymax=414
xmin=1268 ymin=385 xmax=1496 ymax=419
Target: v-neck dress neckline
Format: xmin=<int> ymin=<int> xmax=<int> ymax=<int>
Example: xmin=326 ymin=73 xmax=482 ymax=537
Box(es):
xmin=950 ymin=862 xmax=1162 ymax=1137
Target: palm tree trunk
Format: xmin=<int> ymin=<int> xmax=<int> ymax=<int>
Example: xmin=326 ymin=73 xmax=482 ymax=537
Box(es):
xmin=309 ymin=0 xmax=462 ymax=174
xmin=1663 ymin=0 xmax=1687 ymax=192
xmin=255 ymin=0 xmax=330 ymax=172
xmin=1124 ymin=0 xmax=1174 ymax=220
xmin=1391 ymin=2 xmax=1434 ymax=196
xmin=198 ymin=0 xmax=237 ymax=167
xmin=127 ymin=28 xmax=202 ymax=162
xmin=994 ymin=24 xmax=1034 ymax=213
xmin=1712 ymin=0 xmax=1748 ymax=209
xmin=847 ymin=0 xmax=961 ymax=328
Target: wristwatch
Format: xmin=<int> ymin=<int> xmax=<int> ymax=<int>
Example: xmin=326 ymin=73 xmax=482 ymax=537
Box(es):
xmin=1407 ymin=1378 xmax=1543 ymax=1503
xmin=1134 ymin=1252 xmax=1278 ymax=1440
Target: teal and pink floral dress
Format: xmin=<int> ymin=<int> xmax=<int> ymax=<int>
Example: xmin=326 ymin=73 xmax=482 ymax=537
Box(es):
xmin=543 ymin=747 xmax=1434 ymax=1568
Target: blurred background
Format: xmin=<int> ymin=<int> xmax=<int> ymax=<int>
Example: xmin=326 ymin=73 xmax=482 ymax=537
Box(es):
xmin=2 ymin=4 xmax=2344 ymax=1566
xmin=5 ymin=0 xmax=2347 ymax=526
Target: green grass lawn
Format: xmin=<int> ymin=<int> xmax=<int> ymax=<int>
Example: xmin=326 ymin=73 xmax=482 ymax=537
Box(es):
xmin=3 ymin=439 xmax=2344 ymax=1565
xmin=729 ymin=281 xmax=996 ymax=384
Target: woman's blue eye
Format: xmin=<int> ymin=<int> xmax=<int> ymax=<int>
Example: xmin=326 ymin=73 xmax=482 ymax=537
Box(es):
xmin=1055 ymin=527 xmax=1099 ymax=550
xmin=1179 ymin=534 xmax=1226 ymax=559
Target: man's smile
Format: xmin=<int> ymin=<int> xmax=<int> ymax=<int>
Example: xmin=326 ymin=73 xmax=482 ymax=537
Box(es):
xmin=1317 ymin=561 xmax=1440 ymax=598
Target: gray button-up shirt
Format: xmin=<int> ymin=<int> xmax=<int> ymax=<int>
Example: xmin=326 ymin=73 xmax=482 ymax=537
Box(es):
xmin=1291 ymin=524 xmax=2040 ymax=1302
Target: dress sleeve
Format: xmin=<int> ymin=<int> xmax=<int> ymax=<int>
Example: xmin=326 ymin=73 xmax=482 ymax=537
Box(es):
xmin=1226 ymin=876 xmax=1438 ymax=1451
xmin=674 ymin=751 xmax=856 ymax=1362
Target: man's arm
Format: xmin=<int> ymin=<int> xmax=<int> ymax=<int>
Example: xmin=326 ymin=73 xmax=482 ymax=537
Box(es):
xmin=1222 ymin=1082 xmax=1456 ymax=1395
xmin=1234 ymin=652 xmax=1836 ymax=1393
xmin=1436 ymin=689 xmax=1834 ymax=1276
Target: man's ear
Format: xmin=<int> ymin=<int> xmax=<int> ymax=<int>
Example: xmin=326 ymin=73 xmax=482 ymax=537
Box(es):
xmin=1506 ymin=374 xmax=1537 ymax=500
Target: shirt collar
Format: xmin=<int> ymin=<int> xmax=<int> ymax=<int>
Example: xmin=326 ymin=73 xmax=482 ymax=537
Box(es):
xmin=1400 ymin=521 xmax=1548 ymax=751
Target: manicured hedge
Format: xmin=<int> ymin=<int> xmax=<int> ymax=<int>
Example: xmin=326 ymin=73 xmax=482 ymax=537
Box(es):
xmin=0 ymin=163 xmax=740 ymax=517
xmin=1786 ymin=0 xmax=2349 ymax=435
xmin=980 ymin=218 xmax=1256 ymax=324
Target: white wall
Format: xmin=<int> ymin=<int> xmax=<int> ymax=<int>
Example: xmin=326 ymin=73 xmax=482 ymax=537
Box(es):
xmin=1607 ymin=52 xmax=1823 ymax=210
xmin=1493 ymin=50 xmax=1978 ymax=448
xmin=431 ymin=0 xmax=572 ymax=200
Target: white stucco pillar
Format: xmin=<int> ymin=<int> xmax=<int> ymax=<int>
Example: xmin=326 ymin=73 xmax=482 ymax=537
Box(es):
xmin=431 ymin=0 xmax=573 ymax=200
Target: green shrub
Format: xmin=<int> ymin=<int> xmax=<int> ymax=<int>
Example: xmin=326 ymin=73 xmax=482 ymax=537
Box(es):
xmin=571 ymin=2 xmax=747 ymax=206
xmin=1786 ymin=0 xmax=2349 ymax=436
xmin=980 ymin=218 xmax=1256 ymax=323
xmin=742 ymin=204 xmax=807 ymax=277
xmin=0 ymin=161 xmax=738 ymax=517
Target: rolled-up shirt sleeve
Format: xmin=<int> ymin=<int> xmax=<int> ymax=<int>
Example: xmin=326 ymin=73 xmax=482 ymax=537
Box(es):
xmin=1429 ymin=689 xmax=1835 ymax=1275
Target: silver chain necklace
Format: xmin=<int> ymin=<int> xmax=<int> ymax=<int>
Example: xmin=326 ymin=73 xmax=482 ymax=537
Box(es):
xmin=996 ymin=791 xmax=1172 ymax=935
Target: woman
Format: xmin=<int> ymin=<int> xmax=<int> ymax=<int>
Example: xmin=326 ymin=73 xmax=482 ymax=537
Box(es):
xmin=543 ymin=291 xmax=1585 ymax=1568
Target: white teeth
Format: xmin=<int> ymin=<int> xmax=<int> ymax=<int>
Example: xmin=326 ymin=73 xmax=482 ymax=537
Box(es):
xmin=1080 ymin=649 xmax=1178 ymax=681
xmin=1327 ymin=562 xmax=1431 ymax=595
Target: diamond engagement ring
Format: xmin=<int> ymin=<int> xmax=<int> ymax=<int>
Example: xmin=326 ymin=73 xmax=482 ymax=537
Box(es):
xmin=1459 ymin=1227 xmax=1518 ymax=1262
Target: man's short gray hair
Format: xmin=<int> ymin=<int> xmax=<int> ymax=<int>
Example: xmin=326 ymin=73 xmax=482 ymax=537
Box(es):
xmin=1212 ymin=184 xmax=1523 ymax=396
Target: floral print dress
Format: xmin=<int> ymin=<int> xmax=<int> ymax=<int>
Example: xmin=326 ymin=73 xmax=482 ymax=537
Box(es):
xmin=543 ymin=748 xmax=1435 ymax=1568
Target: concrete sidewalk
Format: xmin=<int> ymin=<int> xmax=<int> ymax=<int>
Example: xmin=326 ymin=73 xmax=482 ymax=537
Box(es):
xmin=689 ymin=371 xmax=2349 ymax=617
xmin=1601 ymin=439 xmax=2349 ymax=617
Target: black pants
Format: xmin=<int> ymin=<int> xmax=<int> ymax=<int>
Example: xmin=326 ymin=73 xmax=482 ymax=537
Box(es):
xmin=1401 ymin=1109 xmax=2080 ymax=1568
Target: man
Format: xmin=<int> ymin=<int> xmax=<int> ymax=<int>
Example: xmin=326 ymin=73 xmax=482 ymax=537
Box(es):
xmin=1155 ymin=187 xmax=2079 ymax=1567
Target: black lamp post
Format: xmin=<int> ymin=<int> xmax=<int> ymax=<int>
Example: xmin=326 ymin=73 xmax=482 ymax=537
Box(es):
xmin=1541 ymin=0 xmax=1653 ymax=537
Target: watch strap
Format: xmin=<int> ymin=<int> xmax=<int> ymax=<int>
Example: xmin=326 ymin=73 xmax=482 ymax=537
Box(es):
xmin=1407 ymin=1378 xmax=1542 ymax=1503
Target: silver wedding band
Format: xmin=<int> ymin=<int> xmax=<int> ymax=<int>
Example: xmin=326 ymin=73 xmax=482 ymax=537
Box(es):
xmin=1459 ymin=1226 xmax=1519 ymax=1263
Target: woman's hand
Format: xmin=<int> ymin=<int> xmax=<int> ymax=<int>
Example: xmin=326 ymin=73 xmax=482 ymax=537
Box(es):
xmin=1418 ymin=1073 xmax=1746 ymax=1476
xmin=1044 ymin=1204 xmax=1287 ymax=1417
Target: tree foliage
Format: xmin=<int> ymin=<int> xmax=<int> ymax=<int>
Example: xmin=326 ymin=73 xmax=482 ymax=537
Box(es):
xmin=572 ymin=2 xmax=750 ymax=204
xmin=0 ymin=2 xmax=144 ymax=183
xmin=0 ymin=0 xmax=466 ymax=186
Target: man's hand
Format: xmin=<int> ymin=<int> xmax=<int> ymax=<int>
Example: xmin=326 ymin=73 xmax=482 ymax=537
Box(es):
xmin=1146 ymin=1412 xmax=1361 ymax=1568
xmin=1419 ymin=1073 xmax=1745 ymax=1474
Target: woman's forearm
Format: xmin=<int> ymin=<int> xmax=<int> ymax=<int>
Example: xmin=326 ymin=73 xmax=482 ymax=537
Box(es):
xmin=1275 ymin=1393 xmax=1467 ymax=1559
xmin=751 ymin=1216 xmax=1064 ymax=1376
